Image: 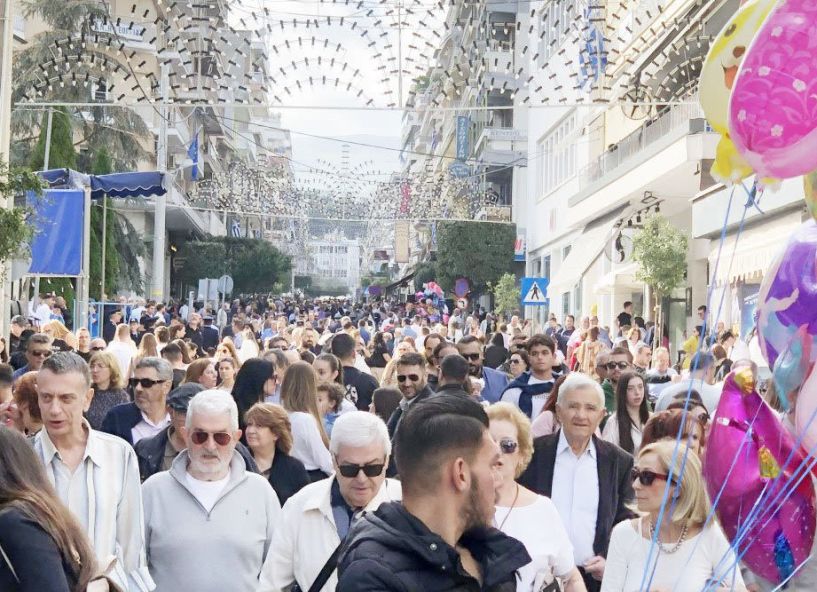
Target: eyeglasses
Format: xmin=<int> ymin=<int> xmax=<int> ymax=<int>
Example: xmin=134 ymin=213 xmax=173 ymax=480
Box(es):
xmin=397 ymin=374 xmax=420 ymax=383
xmin=29 ymin=350 xmax=52 ymax=358
xmin=605 ymin=361 xmax=630 ymax=370
xmin=337 ymin=462 xmax=386 ymax=478
xmin=190 ymin=430 xmax=232 ymax=446
xmin=91 ymin=346 xmax=105 ymax=351
xmin=462 ymin=353 xmax=481 ymax=361
xmin=631 ymin=468 xmax=672 ymax=486
xmin=128 ymin=378 xmax=167 ymax=389
xmin=509 ymin=358 xmax=523 ymax=365
xmin=498 ymin=438 xmax=518 ymax=454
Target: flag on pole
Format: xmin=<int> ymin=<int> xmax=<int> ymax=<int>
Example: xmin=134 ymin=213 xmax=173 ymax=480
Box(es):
xmin=187 ymin=130 xmax=199 ymax=180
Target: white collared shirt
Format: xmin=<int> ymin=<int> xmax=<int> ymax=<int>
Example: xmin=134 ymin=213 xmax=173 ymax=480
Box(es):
xmin=33 ymin=421 xmax=154 ymax=592
xmin=131 ymin=412 xmax=171 ymax=444
xmin=550 ymin=430 xmax=599 ymax=565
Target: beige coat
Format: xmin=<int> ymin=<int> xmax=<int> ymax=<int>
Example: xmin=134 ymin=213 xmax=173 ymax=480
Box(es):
xmin=257 ymin=476 xmax=402 ymax=592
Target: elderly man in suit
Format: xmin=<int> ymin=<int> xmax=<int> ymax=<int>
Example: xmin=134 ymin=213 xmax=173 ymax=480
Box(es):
xmin=519 ymin=372 xmax=634 ymax=592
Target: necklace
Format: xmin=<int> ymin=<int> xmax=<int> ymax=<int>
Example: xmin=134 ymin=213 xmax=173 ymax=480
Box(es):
xmin=649 ymin=519 xmax=689 ymax=554
xmin=497 ymin=483 xmax=520 ymax=531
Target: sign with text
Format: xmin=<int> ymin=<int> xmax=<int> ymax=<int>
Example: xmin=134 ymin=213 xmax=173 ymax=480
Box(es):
xmin=456 ymin=116 xmax=470 ymax=160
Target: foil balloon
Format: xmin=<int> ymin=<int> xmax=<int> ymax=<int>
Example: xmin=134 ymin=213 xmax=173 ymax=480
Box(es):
xmin=728 ymin=0 xmax=817 ymax=180
xmin=704 ymin=370 xmax=816 ymax=583
xmin=757 ymin=219 xmax=817 ymax=375
xmin=699 ymin=0 xmax=775 ymax=183
xmin=795 ymin=363 xmax=817 ymax=457
xmin=771 ymin=325 xmax=811 ymax=412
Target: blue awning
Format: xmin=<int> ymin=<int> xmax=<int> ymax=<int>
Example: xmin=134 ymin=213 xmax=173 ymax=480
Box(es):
xmin=36 ymin=168 xmax=167 ymax=199
xmin=90 ymin=172 xmax=166 ymax=199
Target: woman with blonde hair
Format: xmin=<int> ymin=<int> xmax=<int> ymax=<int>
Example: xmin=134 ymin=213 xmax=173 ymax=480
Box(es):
xmin=41 ymin=320 xmax=77 ymax=352
xmin=280 ymin=361 xmax=333 ymax=481
xmin=487 ymin=403 xmax=586 ymax=592
xmin=87 ymin=351 xmax=129 ymax=429
xmin=244 ymin=403 xmax=310 ymax=506
xmin=602 ymin=441 xmax=746 ymax=591
xmin=127 ymin=332 xmax=160 ymax=377
xmin=181 ymin=358 xmax=218 ymax=389
xmin=216 ymin=338 xmax=241 ymax=366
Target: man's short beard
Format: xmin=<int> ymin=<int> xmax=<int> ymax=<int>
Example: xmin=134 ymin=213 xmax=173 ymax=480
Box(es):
xmin=462 ymin=478 xmax=492 ymax=534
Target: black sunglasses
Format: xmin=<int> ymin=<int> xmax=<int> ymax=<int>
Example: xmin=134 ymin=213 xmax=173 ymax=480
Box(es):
xmin=509 ymin=358 xmax=523 ymax=364
xmin=129 ymin=377 xmax=167 ymax=389
xmin=499 ymin=438 xmax=518 ymax=454
xmin=91 ymin=346 xmax=105 ymax=351
xmin=30 ymin=350 xmax=52 ymax=358
xmin=337 ymin=462 xmax=386 ymax=478
xmin=462 ymin=353 xmax=481 ymax=361
xmin=191 ymin=430 xmax=232 ymax=446
xmin=397 ymin=374 xmax=420 ymax=383
xmin=606 ymin=361 xmax=630 ymax=370
xmin=631 ymin=468 xmax=672 ymax=487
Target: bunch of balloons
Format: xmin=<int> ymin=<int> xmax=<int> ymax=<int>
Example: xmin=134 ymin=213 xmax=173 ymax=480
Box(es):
xmin=700 ymin=0 xmax=817 ymax=197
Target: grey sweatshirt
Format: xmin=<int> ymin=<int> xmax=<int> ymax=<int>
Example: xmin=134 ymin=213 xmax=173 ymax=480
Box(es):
xmin=142 ymin=450 xmax=281 ymax=591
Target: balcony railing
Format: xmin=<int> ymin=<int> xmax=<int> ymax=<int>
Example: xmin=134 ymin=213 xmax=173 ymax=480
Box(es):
xmin=578 ymin=101 xmax=708 ymax=190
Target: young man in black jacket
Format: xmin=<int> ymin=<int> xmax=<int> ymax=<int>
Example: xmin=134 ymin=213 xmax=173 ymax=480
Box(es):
xmin=337 ymin=394 xmax=530 ymax=591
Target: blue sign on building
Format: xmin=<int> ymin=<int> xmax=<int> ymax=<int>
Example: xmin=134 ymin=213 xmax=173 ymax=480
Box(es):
xmin=456 ymin=116 xmax=470 ymax=160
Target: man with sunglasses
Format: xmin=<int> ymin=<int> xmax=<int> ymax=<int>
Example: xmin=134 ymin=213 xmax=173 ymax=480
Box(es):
xmin=100 ymin=357 xmax=172 ymax=447
xmin=258 ymin=411 xmax=401 ymax=592
xmin=11 ymin=332 xmax=53 ymax=384
xmin=32 ymin=352 xmax=154 ymax=591
xmin=519 ymin=373 xmax=635 ymax=592
xmin=456 ymin=334 xmax=509 ymax=403
xmin=601 ymin=347 xmax=633 ymax=416
xmin=385 ymin=352 xmax=432 ymax=440
xmin=142 ymin=389 xmax=281 ymax=592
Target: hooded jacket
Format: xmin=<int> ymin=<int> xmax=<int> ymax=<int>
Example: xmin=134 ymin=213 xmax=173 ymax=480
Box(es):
xmin=337 ymin=501 xmax=530 ymax=592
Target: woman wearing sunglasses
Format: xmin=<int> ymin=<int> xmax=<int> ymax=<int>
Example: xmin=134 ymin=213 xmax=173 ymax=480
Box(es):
xmin=602 ymin=372 xmax=650 ymax=455
xmin=508 ymin=350 xmax=530 ymax=379
xmin=602 ymin=440 xmax=746 ymax=592
xmin=487 ymin=403 xmax=587 ymax=592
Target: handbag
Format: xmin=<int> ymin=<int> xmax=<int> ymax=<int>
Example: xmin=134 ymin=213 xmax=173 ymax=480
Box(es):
xmin=289 ymin=543 xmax=343 ymax=592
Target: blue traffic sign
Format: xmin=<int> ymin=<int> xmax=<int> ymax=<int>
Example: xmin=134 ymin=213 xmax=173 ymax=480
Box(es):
xmin=520 ymin=277 xmax=548 ymax=306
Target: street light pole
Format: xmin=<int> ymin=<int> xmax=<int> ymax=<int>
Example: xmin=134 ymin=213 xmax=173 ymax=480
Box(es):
xmin=151 ymin=61 xmax=169 ymax=301
xmin=0 ymin=0 xmax=13 ymax=339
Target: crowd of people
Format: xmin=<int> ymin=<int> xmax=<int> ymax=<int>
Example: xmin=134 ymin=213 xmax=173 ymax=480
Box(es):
xmin=0 ymin=292 xmax=788 ymax=592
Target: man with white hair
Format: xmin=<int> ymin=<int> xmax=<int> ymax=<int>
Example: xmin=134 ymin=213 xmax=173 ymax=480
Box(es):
xmin=519 ymin=373 xmax=634 ymax=592
xmin=257 ymin=411 xmax=401 ymax=592
xmin=142 ymin=390 xmax=281 ymax=591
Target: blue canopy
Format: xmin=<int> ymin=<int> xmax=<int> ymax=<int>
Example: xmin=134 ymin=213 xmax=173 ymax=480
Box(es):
xmin=37 ymin=168 xmax=167 ymax=199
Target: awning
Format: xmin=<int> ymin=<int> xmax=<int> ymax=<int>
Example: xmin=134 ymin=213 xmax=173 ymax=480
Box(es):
xmin=37 ymin=168 xmax=167 ymax=199
xmin=594 ymin=262 xmax=641 ymax=295
xmin=708 ymin=211 xmax=803 ymax=285
xmin=547 ymin=219 xmax=617 ymax=298
xmin=385 ymin=271 xmax=415 ymax=292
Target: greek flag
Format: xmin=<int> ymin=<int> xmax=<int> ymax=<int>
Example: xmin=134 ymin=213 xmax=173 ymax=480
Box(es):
xmin=230 ymin=219 xmax=241 ymax=238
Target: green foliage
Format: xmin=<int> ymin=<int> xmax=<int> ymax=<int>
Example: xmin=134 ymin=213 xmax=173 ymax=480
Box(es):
xmin=178 ymin=237 xmax=292 ymax=294
xmin=91 ymin=147 xmax=113 ymax=175
xmin=112 ymin=213 xmax=147 ymax=294
xmin=412 ymin=260 xmax=437 ymax=287
xmin=28 ymin=108 xmax=77 ymax=171
xmin=490 ymin=273 xmax=520 ymax=316
xmin=89 ymin=199 xmax=120 ymax=299
xmin=631 ymin=214 xmax=689 ymax=298
xmin=294 ymin=275 xmax=312 ymax=290
xmin=435 ymin=221 xmax=515 ymax=294
xmin=0 ymin=161 xmax=43 ymax=264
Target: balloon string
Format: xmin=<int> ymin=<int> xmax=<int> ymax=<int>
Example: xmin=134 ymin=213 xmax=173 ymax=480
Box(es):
xmin=640 ymin=182 xmax=743 ymax=592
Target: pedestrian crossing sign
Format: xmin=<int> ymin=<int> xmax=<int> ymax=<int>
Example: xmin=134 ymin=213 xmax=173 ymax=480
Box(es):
xmin=521 ymin=277 xmax=548 ymax=306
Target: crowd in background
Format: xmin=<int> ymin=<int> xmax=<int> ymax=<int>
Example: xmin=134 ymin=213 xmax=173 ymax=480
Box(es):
xmin=0 ymin=291 xmax=787 ymax=592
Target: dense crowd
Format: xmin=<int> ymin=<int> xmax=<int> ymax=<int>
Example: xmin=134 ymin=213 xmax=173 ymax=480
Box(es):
xmin=0 ymin=293 xmax=788 ymax=592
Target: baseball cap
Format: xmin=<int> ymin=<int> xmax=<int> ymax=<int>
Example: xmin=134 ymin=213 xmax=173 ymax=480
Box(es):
xmin=166 ymin=383 xmax=205 ymax=412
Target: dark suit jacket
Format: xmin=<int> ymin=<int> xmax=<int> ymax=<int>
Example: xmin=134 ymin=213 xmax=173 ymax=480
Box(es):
xmin=201 ymin=325 xmax=220 ymax=350
xmin=100 ymin=402 xmax=143 ymax=447
xmin=518 ymin=431 xmax=635 ymax=559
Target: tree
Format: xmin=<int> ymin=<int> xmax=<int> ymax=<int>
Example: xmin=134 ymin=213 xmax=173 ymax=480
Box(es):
xmin=412 ymin=260 xmax=437 ymax=287
xmin=435 ymin=221 xmax=516 ymax=294
xmin=0 ymin=161 xmax=43 ymax=268
xmin=490 ymin=273 xmax=520 ymax=317
xmin=177 ymin=237 xmax=292 ymax=294
xmin=631 ymin=214 xmax=689 ymax=348
xmin=28 ymin=107 xmax=77 ymax=171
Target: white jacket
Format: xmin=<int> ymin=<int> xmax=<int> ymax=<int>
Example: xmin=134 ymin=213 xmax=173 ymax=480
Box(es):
xmin=257 ymin=476 xmax=402 ymax=592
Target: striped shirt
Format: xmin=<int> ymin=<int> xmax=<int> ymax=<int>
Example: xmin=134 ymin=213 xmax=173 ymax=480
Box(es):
xmin=32 ymin=421 xmax=155 ymax=592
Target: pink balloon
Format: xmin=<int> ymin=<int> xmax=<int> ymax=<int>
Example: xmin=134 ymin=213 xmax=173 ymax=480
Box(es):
xmin=704 ymin=370 xmax=816 ymax=583
xmin=796 ymin=362 xmax=817 ymax=455
xmin=728 ymin=0 xmax=817 ymax=180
